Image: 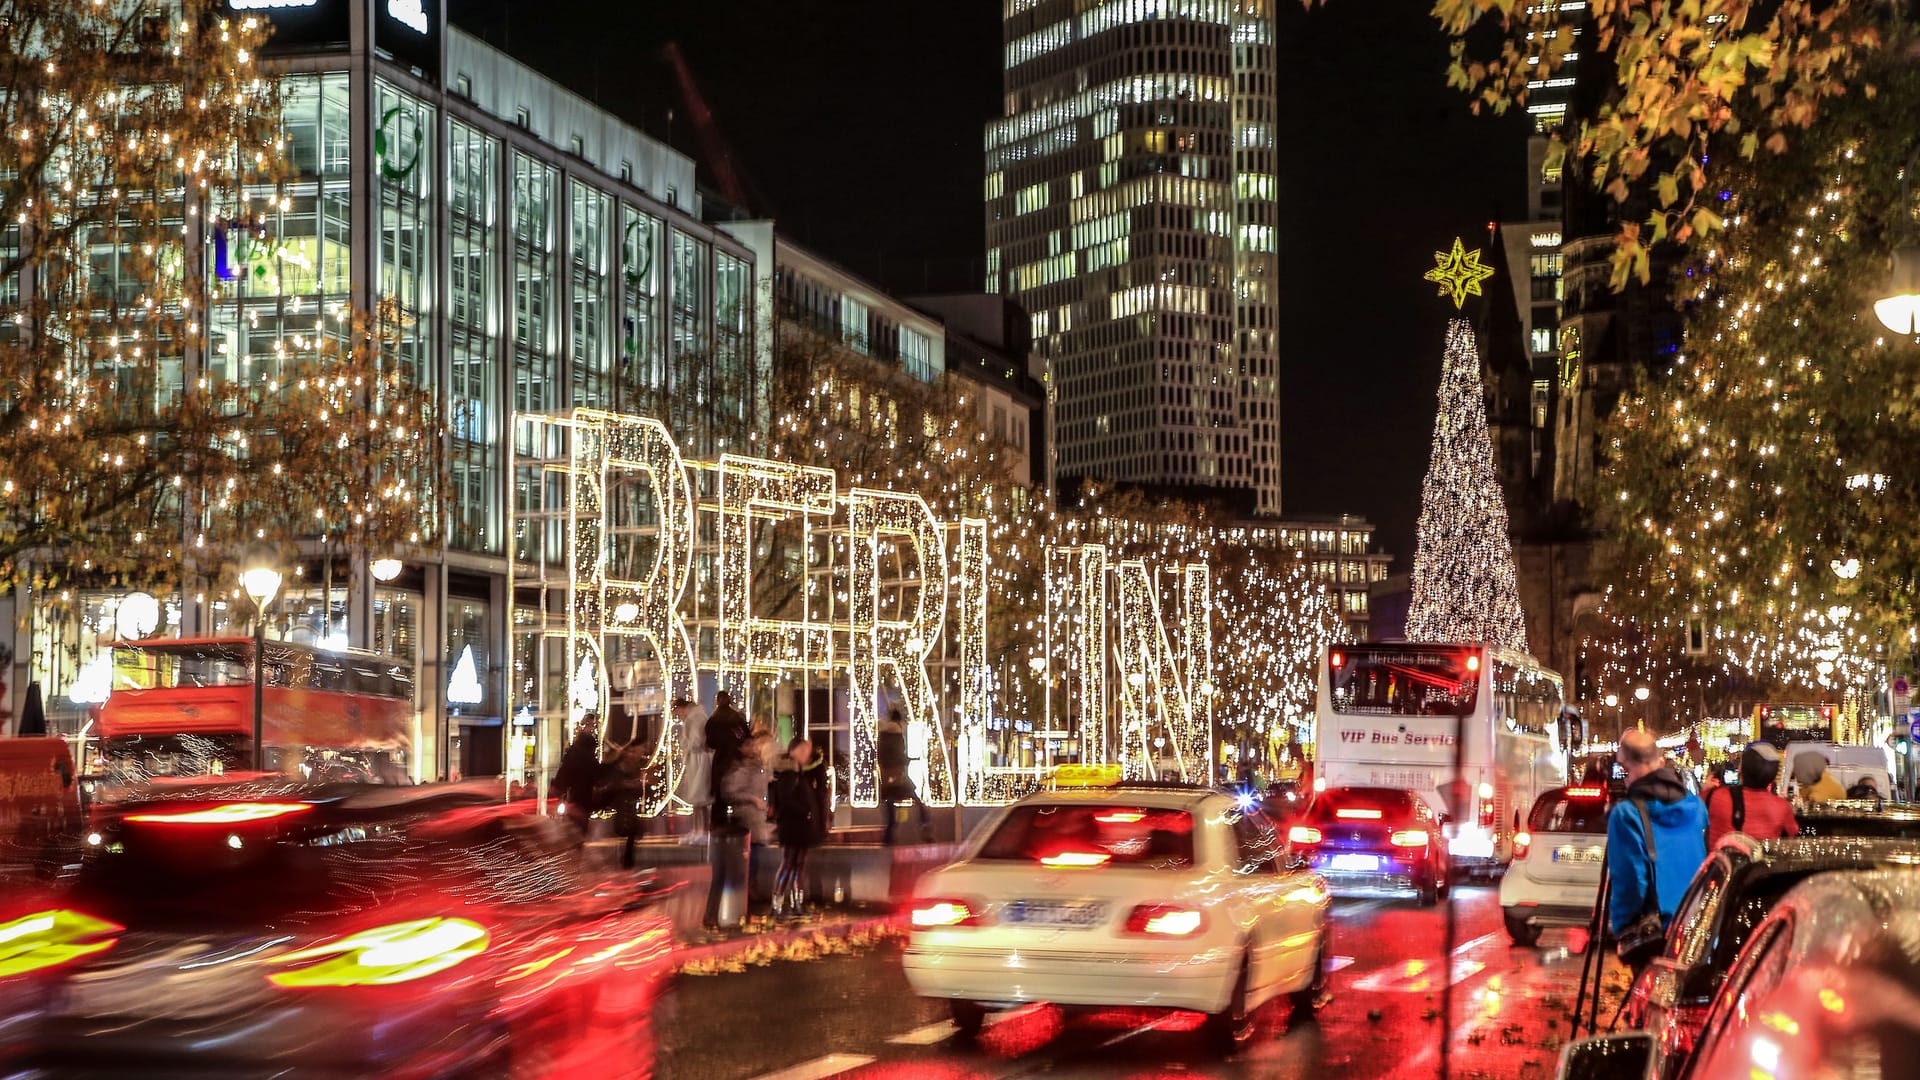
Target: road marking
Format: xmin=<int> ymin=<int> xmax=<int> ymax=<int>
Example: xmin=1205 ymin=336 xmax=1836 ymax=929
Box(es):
xmin=1452 ymin=931 xmax=1503 ymax=955
xmin=748 ymin=1053 xmax=877 ymax=1080
xmin=1329 ymin=954 xmax=1358 ymax=972
xmin=1351 ymin=956 xmax=1487 ymax=993
xmin=888 ymin=1020 xmax=957 ymax=1045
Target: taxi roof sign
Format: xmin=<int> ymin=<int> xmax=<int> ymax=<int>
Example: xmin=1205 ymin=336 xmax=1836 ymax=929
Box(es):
xmin=1051 ymin=763 xmax=1124 ymax=789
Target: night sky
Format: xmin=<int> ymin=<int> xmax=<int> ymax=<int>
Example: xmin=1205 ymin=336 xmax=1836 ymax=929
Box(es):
xmin=453 ymin=0 xmax=1526 ymax=566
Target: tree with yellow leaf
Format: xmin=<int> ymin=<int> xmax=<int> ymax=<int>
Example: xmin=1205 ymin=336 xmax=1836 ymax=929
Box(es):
xmin=0 ymin=1 xmax=442 ymax=597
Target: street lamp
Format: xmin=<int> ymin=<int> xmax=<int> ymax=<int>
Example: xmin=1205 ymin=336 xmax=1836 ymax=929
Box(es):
xmin=1876 ymin=147 xmax=1920 ymax=334
xmin=370 ymin=557 xmax=403 ymax=583
xmin=1633 ymin=686 xmax=1651 ymax=702
xmin=241 ymin=543 xmax=282 ymax=772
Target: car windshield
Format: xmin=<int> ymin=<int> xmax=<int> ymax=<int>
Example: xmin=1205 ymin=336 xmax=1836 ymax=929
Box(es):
xmin=1305 ymin=787 xmax=1428 ymax=818
xmin=1528 ymin=790 xmax=1610 ymax=833
xmin=976 ymin=803 xmax=1194 ymax=869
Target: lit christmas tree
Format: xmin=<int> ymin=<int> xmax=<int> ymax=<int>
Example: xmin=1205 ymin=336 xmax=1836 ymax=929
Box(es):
xmin=1405 ymin=318 xmax=1529 ymax=650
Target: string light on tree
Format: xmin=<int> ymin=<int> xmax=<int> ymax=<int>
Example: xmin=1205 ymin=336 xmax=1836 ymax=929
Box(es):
xmin=1405 ymin=317 xmax=1529 ymax=650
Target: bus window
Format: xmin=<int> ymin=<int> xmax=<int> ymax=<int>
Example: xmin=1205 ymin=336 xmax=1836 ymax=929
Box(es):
xmin=1329 ymin=647 xmax=1478 ymax=716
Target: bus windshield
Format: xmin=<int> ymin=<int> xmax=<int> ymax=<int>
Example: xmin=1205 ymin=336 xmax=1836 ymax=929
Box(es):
xmin=1329 ymin=646 xmax=1478 ymax=716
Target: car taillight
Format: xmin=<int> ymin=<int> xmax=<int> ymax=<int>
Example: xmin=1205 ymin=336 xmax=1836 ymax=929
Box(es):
xmin=909 ymin=900 xmax=980 ymax=928
xmin=1124 ymin=904 xmax=1205 ymax=937
xmin=1040 ymin=851 xmax=1110 ymax=868
xmin=1565 ymin=787 xmax=1605 ymax=799
xmin=1478 ymin=784 xmax=1496 ymax=828
xmin=1513 ymin=831 xmax=1532 ymax=859
xmin=1390 ymin=829 xmax=1429 ymax=848
xmin=269 ymin=917 xmax=490 ymax=989
xmin=0 ymin=909 xmax=123 ymax=979
xmin=1335 ymin=808 xmax=1382 ymax=820
xmin=1288 ymin=825 xmax=1323 ymax=845
xmin=124 ymin=802 xmax=312 ymax=824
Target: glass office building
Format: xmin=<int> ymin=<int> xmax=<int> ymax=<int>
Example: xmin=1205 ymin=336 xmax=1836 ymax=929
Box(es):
xmin=6 ymin=2 xmax=769 ymax=782
xmin=988 ymin=0 xmax=1282 ymax=514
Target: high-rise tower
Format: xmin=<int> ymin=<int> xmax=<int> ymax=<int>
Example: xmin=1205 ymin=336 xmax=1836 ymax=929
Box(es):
xmin=986 ymin=0 xmax=1281 ymax=514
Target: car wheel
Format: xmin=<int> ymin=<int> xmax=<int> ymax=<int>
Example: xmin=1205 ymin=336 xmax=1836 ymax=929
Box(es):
xmin=1503 ymin=909 xmax=1541 ymax=947
xmin=1288 ymin=929 xmax=1330 ymax=1014
xmin=1203 ymin=955 xmax=1254 ymax=1054
xmin=1417 ymin=871 xmax=1440 ymax=907
xmin=949 ymin=999 xmax=988 ymax=1040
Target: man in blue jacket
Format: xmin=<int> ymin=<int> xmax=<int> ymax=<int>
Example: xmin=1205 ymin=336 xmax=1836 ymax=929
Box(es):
xmin=1607 ymin=729 xmax=1708 ymax=972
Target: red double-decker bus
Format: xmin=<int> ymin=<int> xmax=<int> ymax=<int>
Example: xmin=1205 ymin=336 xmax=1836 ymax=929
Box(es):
xmin=96 ymin=638 xmax=415 ymax=782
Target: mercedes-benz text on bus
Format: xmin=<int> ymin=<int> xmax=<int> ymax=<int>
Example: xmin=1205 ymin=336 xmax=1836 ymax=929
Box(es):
xmin=1315 ymin=642 xmax=1570 ymax=873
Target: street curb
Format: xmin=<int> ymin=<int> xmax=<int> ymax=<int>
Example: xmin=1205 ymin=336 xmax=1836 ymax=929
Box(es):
xmin=673 ymin=911 xmax=907 ymax=975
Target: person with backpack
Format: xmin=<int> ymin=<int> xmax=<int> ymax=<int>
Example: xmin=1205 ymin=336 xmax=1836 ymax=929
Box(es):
xmin=1704 ymin=742 xmax=1799 ymax=848
xmin=1606 ymin=729 xmax=1709 ymax=976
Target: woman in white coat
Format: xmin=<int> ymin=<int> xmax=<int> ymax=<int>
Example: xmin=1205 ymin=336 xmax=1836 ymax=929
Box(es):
xmin=673 ymin=696 xmax=713 ymax=839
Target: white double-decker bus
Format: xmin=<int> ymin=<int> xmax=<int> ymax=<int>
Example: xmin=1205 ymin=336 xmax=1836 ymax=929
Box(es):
xmin=1315 ymin=642 xmax=1571 ymax=873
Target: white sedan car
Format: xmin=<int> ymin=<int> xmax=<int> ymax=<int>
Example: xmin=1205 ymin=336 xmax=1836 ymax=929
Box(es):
xmin=902 ymin=785 xmax=1332 ymax=1051
xmin=1498 ymin=784 xmax=1609 ymax=946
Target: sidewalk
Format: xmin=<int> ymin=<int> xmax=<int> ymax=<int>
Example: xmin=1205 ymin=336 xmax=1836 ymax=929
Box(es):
xmin=673 ymin=906 xmax=907 ymax=976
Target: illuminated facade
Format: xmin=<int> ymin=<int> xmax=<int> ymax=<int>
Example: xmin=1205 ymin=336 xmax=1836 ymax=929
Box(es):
xmin=4 ymin=4 xmax=771 ymax=784
xmin=987 ymin=0 xmax=1282 ymax=514
xmin=1496 ymin=9 xmax=1579 ymax=487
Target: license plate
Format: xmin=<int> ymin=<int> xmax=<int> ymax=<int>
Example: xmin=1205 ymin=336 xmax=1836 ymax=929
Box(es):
xmin=1553 ymin=846 xmax=1603 ymax=864
xmin=1330 ymin=854 xmax=1381 ymax=872
xmin=1002 ymin=900 xmax=1106 ymax=928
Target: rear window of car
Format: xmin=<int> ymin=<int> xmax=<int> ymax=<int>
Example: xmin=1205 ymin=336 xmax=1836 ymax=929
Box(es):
xmin=977 ymin=804 xmax=1194 ymax=868
xmin=1528 ymin=790 xmax=1611 ymax=833
xmin=1307 ymin=788 xmax=1418 ymax=824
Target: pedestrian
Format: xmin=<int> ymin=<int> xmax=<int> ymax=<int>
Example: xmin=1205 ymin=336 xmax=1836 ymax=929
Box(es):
xmin=551 ymin=719 xmax=601 ymax=836
xmin=705 ymin=690 xmax=751 ymax=824
xmin=878 ymin=709 xmax=932 ymax=845
xmin=770 ymin=735 xmax=828 ymax=918
xmin=1704 ymin=742 xmax=1799 ymax=848
xmin=1789 ymin=751 xmax=1847 ymax=804
xmin=673 ymin=696 xmax=713 ymax=841
xmin=1606 ymin=729 xmax=1708 ymax=976
xmin=721 ymin=733 xmax=775 ymax=847
xmin=606 ymin=740 xmax=652 ymax=869
xmin=1847 ymin=775 xmax=1884 ymax=802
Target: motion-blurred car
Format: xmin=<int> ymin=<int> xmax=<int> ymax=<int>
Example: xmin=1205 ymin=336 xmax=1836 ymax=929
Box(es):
xmin=902 ymin=784 xmax=1331 ymax=1052
xmin=0 ymin=780 xmax=673 ymax=1078
xmin=1559 ymin=869 xmax=1920 ymax=1080
xmin=1794 ymin=801 xmax=1920 ymax=840
xmin=1625 ymin=834 xmax=1920 ymax=1066
xmin=1499 ymin=784 xmax=1609 ymax=946
xmin=1286 ymin=786 xmax=1450 ymax=905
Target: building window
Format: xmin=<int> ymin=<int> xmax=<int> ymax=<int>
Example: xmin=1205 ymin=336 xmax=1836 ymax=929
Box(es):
xmin=1530 ymin=326 xmax=1554 ymax=354
xmin=621 ymin=207 xmax=663 ymax=410
xmin=900 ymin=326 xmax=934 ymax=380
xmin=569 ymin=179 xmax=614 ymax=410
xmin=449 ymin=120 xmax=501 ymax=554
xmin=842 ymin=296 xmax=870 ymax=354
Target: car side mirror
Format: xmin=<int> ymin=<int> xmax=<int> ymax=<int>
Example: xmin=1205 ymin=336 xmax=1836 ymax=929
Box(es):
xmin=1439 ymin=813 xmax=1454 ymax=826
xmin=1558 ymin=1033 xmax=1656 ymax=1080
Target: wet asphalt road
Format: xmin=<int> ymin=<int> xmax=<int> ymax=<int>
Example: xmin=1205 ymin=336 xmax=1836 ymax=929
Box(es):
xmin=656 ymin=884 xmax=1615 ymax=1080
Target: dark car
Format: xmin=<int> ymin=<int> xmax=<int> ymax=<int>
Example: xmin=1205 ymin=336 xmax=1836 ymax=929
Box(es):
xmin=1559 ymin=869 xmax=1920 ymax=1080
xmin=1286 ymin=786 xmax=1450 ymax=905
xmin=1625 ymin=833 xmax=1920 ymax=1067
xmin=0 ymin=779 xmax=674 ymax=1078
xmin=1793 ymin=802 xmax=1920 ymax=840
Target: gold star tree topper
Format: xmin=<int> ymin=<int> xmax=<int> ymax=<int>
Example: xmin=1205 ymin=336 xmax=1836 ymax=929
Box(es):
xmin=1424 ymin=237 xmax=1497 ymax=308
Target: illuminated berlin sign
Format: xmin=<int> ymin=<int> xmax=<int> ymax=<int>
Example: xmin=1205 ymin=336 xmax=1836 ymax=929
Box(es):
xmin=514 ymin=408 xmax=1216 ymax=812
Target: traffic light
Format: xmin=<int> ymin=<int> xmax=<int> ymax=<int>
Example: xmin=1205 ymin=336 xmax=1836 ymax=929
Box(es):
xmin=1891 ymin=726 xmax=1911 ymax=758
